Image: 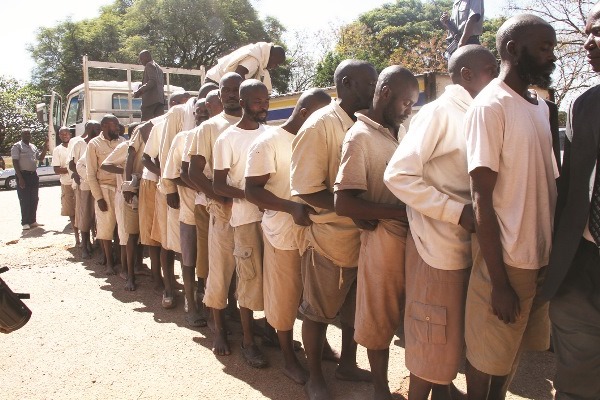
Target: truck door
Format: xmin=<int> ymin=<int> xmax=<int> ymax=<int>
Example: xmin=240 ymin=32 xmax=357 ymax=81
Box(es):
xmin=64 ymin=93 xmax=85 ymax=137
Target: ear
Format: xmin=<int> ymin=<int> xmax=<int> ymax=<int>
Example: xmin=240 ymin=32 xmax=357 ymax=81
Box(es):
xmin=381 ymin=85 xmax=391 ymax=100
xmin=506 ymin=40 xmax=518 ymax=62
xmin=239 ymin=98 xmax=245 ymax=109
xmin=341 ymin=76 xmax=351 ymax=88
xmin=299 ymin=108 xmax=308 ymax=119
xmin=460 ymin=66 xmax=472 ymax=82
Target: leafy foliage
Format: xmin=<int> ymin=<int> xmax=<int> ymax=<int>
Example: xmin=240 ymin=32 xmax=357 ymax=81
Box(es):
xmin=0 ymin=77 xmax=45 ymax=154
xmin=28 ymin=0 xmax=289 ymax=98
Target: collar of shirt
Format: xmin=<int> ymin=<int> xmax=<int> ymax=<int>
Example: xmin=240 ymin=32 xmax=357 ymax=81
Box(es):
xmin=443 ymin=84 xmax=474 ymax=112
xmin=354 ymin=112 xmax=398 ymax=142
xmin=331 ymin=99 xmax=355 ymax=132
xmin=99 ymin=132 xmax=119 ymax=143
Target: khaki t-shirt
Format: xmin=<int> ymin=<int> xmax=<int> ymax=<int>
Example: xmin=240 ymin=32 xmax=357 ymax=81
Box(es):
xmin=246 ymin=126 xmax=299 ymax=250
xmin=52 ymin=144 xmax=72 ymax=185
xmin=465 ymin=78 xmax=559 ymax=270
xmin=86 ymin=133 xmax=125 ymax=200
xmin=290 ymin=100 xmax=360 ymax=267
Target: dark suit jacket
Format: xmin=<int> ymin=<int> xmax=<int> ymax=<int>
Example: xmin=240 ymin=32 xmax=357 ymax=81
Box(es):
xmin=542 ymin=85 xmax=600 ymax=300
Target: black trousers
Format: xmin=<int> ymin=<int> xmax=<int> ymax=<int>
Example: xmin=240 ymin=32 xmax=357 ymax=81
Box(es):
xmin=550 ymin=238 xmax=600 ymax=400
xmin=16 ymin=172 xmax=39 ymax=225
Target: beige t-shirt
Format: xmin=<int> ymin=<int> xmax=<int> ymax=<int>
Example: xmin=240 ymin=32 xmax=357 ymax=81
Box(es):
xmin=465 ymin=78 xmax=559 ymax=269
xmin=290 ymin=100 xmax=360 ymax=267
xmin=213 ymin=124 xmax=265 ymax=227
xmin=126 ymin=127 xmax=146 ymax=177
xmin=76 ymin=151 xmax=89 ymax=191
xmin=334 ymin=113 xmax=405 ymax=206
xmin=163 ymin=130 xmax=196 ymax=225
xmin=142 ymin=119 xmax=166 ymax=182
xmin=86 ymin=133 xmax=125 ymax=200
xmin=52 ymin=144 xmax=72 ymax=185
xmin=158 ymin=105 xmax=187 ymax=195
xmin=245 ymin=126 xmax=298 ymax=250
xmin=188 ymin=112 xmax=241 ymax=213
xmin=102 ymin=141 xmax=129 ymax=192
xmin=385 ymin=84 xmax=474 ymax=270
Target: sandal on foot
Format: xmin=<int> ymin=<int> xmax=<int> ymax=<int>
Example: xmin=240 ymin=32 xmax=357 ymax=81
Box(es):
xmin=162 ymin=293 xmax=175 ymax=309
xmin=241 ymin=344 xmax=268 ymax=368
xmin=185 ymin=313 xmax=207 ymax=327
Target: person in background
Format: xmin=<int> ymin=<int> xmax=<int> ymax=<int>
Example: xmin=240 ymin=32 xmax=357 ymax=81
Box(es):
xmin=134 ymin=50 xmax=165 ymax=121
xmin=11 ymin=128 xmax=48 ymax=230
xmin=52 ymin=126 xmax=78 ymax=246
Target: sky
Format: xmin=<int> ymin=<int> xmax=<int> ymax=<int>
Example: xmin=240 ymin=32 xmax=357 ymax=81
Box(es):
xmin=0 ymin=0 xmax=511 ymax=82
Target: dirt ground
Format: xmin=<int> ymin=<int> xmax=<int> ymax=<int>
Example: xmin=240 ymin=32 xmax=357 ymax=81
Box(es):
xmin=0 ymin=185 xmax=557 ymax=400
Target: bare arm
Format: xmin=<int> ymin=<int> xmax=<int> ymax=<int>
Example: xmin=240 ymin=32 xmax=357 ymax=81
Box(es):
xmin=180 ymin=161 xmax=196 ymax=190
xmin=142 ymin=153 xmax=160 ymax=176
xmin=470 ymin=167 xmax=520 ymax=324
xmin=213 ymin=169 xmax=244 ymax=199
xmin=54 ymin=166 xmax=68 ymax=174
xmin=334 ymin=189 xmax=406 ymax=220
xmin=297 ymin=190 xmax=334 ymax=211
xmin=459 ymin=13 xmax=480 ymax=46
xmin=38 ymin=140 xmax=49 ymax=161
xmin=234 ymin=65 xmax=250 ymax=79
xmin=100 ymin=164 xmax=124 ymax=175
xmin=246 ymin=175 xmax=315 ymax=226
xmin=189 ymin=155 xmax=224 ymax=202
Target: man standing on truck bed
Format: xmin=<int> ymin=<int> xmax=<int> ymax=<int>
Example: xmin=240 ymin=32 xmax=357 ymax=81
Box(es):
xmin=134 ymin=50 xmax=165 ymax=122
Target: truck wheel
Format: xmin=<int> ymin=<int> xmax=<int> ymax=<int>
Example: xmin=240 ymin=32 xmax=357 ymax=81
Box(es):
xmin=6 ymin=177 xmax=16 ymax=190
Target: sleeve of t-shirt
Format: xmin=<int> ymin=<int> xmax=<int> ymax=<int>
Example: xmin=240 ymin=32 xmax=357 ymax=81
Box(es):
xmin=10 ymin=144 xmax=20 ymax=160
xmin=162 ymin=134 xmax=183 ymax=180
xmin=182 ymin=130 xmax=194 ymax=163
xmin=213 ymin=133 xmax=233 ymax=171
xmin=290 ymin=121 xmax=329 ymax=195
xmin=102 ymin=142 xmax=128 ymax=167
xmin=144 ymin=126 xmax=160 ymax=158
xmin=51 ymin=147 xmax=61 ymax=167
xmin=465 ymin=105 xmax=504 ymax=174
xmin=334 ymin=136 xmax=368 ymax=192
xmin=238 ymin=57 xmax=260 ymax=79
xmin=245 ymin=137 xmax=276 ymax=178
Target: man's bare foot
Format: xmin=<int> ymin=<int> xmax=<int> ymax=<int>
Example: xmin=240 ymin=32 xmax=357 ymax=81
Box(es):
xmin=125 ymin=278 xmax=136 ymax=291
xmin=212 ymin=331 xmax=231 ymax=356
xmin=283 ymin=361 xmax=308 ymax=385
xmin=118 ymin=269 xmax=128 ymax=281
xmin=134 ymin=264 xmax=152 ymax=276
xmin=99 ymin=254 xmax=107 ymax=265
xmin=82 ymin=247 xmax=91 ymax=260
xmin=153 ymin=282 xmax=165 ymax=294
xmin=304 ymin=376 xmax=330 ymax=400
xmin=322 ymin=342 xmax=340 ymax=363
xmin=104 ymin=265 xmax=117 ymax=275
xmin=335 ymin=364 xmax=372 ymax=382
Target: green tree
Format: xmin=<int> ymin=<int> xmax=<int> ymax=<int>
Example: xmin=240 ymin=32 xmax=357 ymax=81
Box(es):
xmin=0 ymin=77 xmax=45 ymax=154
xmin=29 ymin=0 xmax=289 ymax=98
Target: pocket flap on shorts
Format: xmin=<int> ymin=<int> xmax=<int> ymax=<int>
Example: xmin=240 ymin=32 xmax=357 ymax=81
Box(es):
xmin=233 ymin=246 xmax=253 ymax=259
xmin=410 ymin=302 xmax=447 ymax=326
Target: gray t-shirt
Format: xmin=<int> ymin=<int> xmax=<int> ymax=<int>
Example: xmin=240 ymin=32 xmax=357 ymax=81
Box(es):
xmin=11 ymin=140 xmax=40 ymax=172
xmin=141 ymin=61 xmax=165 ymax=106
xmin=451 ymin=0 xmax=484 ymax=37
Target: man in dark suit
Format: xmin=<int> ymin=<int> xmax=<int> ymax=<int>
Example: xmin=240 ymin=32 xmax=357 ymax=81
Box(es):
xmin=542 ymin=3 xmax=600 ymax=399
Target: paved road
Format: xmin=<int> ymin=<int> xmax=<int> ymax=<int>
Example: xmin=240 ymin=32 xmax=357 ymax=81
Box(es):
xmin=0 ymin=185 xmax=556 ymax=399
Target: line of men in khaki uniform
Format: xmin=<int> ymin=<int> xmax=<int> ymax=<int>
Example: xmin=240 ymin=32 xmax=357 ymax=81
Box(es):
xmin=53 ymin=13 xmax=584 ymax=400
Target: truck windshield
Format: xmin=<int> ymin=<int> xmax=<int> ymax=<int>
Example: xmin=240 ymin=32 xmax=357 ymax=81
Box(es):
xmin=65 ymin=97 xmax=82 ymax=126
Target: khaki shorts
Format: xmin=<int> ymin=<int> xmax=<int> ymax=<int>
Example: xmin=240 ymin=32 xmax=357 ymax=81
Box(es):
xmin=150 ymin=190 xmax=167 ymax=246
xmin=299 ymin=247 xmax=357 ymax=326
xmin=195 ymin=204 xmax=209 ymax=279
xmin=114 ymin=190 xmax=128 ymax=246
xmin=233 ymin=222 xmax=264 ymax=311
xmin=75 ymin=189 xmax=95 ymax=232
xmin=180 ymin=222 xmax=197 ymax=267
xmin=405 ymin=231 xmax=471 ymax=385
xmin=123 ymin=196 xmax=139 ymax=236
xmin=203 ymin=204 xmax=236 ymax=310
xmin=60 ymin=184 xmax=76 ymax=217
xmin=139 ymin=179 xmax=160 ymax=246
xmin=166 ymin=206 xmax=181 ymax=253
xmin=95 ymin=186 xmax=117 ymax=241
xmin=355 ymin=219 xmax=408 ymax=350
xmin=465 ymin=247 xmax=550 ymax=376
xmin=263 ymin=236 xmax=302 ymax=331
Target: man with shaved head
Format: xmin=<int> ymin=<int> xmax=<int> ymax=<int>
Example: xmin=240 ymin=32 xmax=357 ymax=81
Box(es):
xmin=291 ymin=59 xmax=377 ymax=399
xmin=188 ymin=72 xmax=242 ymax=357
xmin=333 ymin=65 xmax=418 ymax=400
xmin=385 ymin=45 xmax=497 ymax=400
xmin=134 ymin=50 xmax=165 ymax=121
xmin=52 ymin=126 xmax=78 ymax=245
xmin=463 ymin=15 xmax=558 ymax=399
xmin=69 ymin=120 xmax=101 ymax=258
xmin=213 ymin=79 xmax=269 ymax=368
xmin=543 ymin=3 xmax=600 ymax=399
xmin=204 ymin=89 xmax=223 ymax=119
xmin=86 ymin=114 xmax=126 ymax=275
xmin=245 ymin=88 xmax=331 ymax=383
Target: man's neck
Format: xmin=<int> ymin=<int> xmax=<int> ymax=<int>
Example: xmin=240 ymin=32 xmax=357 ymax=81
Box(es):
xmin=61 ymin=142 xmax=69 ymax=148
xmin=224 ymin=108 xmax=243 ymax=118
xmin=337 ymin=98 xmax=358 ymax=122
xmin=499 ymin=66 xmax=533 ymax=102
xmin=237 ymin=116 xmax=260 ymax=131
xmin=280 ymin=119 xmax=301 ymax=135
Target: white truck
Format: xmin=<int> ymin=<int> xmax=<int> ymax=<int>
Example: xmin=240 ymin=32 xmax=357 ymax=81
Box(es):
xmin=37 ymin=56 xmax=205 ymax=150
